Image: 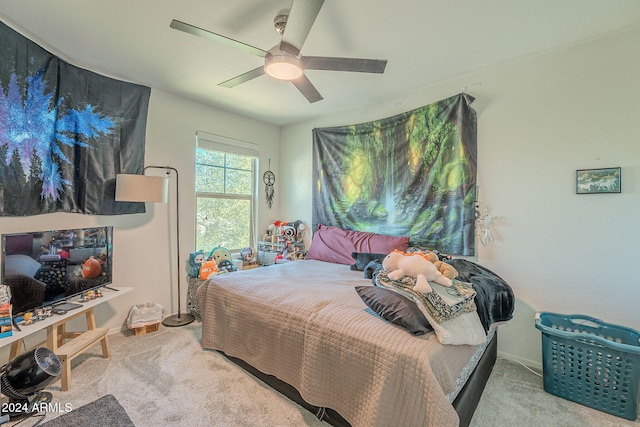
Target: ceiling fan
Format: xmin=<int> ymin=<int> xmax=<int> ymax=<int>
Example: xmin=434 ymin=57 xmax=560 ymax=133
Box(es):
xmin=170 ymin=0 xmax=387 ymax=103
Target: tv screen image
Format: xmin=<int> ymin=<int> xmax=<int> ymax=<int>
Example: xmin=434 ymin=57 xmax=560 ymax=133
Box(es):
xmin=1 ymin=226 xmax=113 ymax=315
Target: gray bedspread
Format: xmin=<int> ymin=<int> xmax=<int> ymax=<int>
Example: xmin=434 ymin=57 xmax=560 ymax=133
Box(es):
xmin=198 ymin=260 xmax=479 ymax=427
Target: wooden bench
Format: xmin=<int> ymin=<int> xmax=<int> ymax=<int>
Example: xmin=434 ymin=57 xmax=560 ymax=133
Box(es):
xmin=55 ymin=327 xmax=110 ymax=391
xmin=46 ymin=306 xmax=111 ymax=391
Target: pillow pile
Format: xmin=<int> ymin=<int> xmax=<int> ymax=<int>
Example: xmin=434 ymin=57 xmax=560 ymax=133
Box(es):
xmin=306 ymin=224 xmax=409 ymax=265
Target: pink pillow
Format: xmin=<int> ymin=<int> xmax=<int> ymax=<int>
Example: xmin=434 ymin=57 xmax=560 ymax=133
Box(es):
xmin=306 ymin=224 xmax=409 ymax=265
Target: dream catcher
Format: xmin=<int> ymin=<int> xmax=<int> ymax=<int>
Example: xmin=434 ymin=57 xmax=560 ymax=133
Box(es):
xmin=475 ymin=201 xmax=495 ymax=246
xmin=263 ymin=159 xmax=275 ymax=209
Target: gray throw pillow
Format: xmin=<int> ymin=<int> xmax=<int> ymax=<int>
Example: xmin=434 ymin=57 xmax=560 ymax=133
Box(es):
xmin=356 ymin=286 xmax=433 ymax=336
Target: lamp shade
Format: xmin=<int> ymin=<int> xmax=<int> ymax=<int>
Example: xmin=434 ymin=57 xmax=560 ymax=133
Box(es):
xmin=115 ymin=174 xmax=169 ymax=203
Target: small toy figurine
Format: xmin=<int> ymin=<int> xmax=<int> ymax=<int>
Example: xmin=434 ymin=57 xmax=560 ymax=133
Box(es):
xmin=80 ymin=292 xmax=89 ymax=302
xmin=240 ymin=247 xmax=253 ymax=262
xmin=95 ymin=289 xmax=103 ymax=298
xmin=87 ymin=290 xmax=95 ymax=300
xmin=23 ymin=312 xmax=33 ymax=325
xmin=43 ymin=306 xmax=52 ymax=317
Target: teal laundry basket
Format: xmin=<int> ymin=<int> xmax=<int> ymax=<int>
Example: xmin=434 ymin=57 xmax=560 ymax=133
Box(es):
xmin=535 ymin=312 xmax=640 ymax=420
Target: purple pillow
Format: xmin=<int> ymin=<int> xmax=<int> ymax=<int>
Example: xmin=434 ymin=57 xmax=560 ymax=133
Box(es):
xmin=306 ymin=224 xmax=409 ymax=265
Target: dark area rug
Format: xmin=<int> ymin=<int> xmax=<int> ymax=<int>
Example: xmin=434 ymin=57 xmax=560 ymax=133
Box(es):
xmin=40 ymin=394 xmax=134 ymax=427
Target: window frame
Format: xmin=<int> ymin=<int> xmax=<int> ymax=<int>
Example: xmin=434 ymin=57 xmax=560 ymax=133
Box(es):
xmin=195 ymin=132 xmax=259 ymax=253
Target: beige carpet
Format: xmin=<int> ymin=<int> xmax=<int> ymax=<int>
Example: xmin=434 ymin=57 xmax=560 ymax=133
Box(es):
xmin=17 ymin=322 xmax=639 ymax=427
xmin=29 ymin=323 xmax=326 ymax=427
xmin=471 ymin=357 xmax=640 ymax=427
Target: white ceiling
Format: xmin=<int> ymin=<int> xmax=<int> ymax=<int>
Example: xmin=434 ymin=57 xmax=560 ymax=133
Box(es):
xmin=2 ymin=0 xmax=640 ymax=126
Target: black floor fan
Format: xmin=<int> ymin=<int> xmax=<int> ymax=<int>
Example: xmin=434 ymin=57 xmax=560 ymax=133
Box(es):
xmin=0 ymin=347 xmax=61 ymax=424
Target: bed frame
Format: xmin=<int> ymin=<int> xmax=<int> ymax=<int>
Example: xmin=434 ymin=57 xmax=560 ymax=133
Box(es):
xmin=223 ymin=332 xmax=497 ymax=427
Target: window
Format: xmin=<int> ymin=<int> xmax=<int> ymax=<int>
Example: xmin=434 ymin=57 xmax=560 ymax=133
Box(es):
xmin=195 ymin=133 xmax=258 ymax=253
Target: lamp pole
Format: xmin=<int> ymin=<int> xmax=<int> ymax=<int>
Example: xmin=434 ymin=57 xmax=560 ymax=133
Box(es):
xmin=143 ymin=166 xmax=195 ymax=327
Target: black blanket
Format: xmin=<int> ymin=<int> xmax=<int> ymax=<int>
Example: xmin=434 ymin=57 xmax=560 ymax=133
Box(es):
xmin=444 ymin=259 xmax=515 ymax=332
xmin=364 ymin=258 xmax=514 ymax=332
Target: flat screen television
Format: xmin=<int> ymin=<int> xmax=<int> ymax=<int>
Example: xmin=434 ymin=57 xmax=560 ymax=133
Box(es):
xmin=1 ymin=226 xmax=113 ymax=315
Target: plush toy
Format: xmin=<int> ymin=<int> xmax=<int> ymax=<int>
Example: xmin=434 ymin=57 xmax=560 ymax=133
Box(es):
xmin=207 ymin=246 xmax=238 ymax=273
xmin=208 ymin=246 xmax=232 ymax=266
xmin=382 ymin=250 xmax=452 ymax=293
xmin=420 ymin=250 xmax=458 ymax=280
xmin=187 ymin=250 xmax=205 ymax=278
xmin=217 ymin=259 xmax=237 ymax=274
xmin=199 ymin=260 xmax=219 ymax=280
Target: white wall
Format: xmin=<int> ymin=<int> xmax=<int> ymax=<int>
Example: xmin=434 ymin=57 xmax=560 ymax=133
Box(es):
xmin=0 ymin=89 xmax=280 ymax=350
xmin=280 ymin=27 xmax=640 ymax=367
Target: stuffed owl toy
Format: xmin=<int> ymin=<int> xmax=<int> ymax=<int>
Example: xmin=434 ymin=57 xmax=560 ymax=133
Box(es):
xmin=187 ymin=250 xmax=205 ymax=278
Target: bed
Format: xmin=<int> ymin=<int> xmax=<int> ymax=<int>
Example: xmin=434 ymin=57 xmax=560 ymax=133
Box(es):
xmin=197 ymin=242 xmax=514 ymax=427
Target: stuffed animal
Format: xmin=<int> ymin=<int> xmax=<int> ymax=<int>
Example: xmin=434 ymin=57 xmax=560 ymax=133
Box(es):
xmin=207 ymin=246 xmax=238 ymax=273
xmin=420 ymin=250 xmax=458 ymax=280
xmin=187 ymin=250 xmax=205 ymax=278
xmin=382 ymin=250 xmax=452 ymax=293
xmin=217 ymin=259 xmax=236 ymax=274
xmin=208 ymin=246 xmax=232 ymax=266
xmin=199 ymin=260 xmax=219 ymax=280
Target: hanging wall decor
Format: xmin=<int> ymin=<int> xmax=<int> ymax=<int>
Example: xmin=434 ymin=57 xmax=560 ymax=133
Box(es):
xmin=0 ymin=20 xmax=150 ymax=216
xmin=576 ymin=167 xmax=621 ymax=194
xmin=312 ymin=93 xmax=477 ymax=255
xmin=263 ymin=159 xmax=275 ymax=209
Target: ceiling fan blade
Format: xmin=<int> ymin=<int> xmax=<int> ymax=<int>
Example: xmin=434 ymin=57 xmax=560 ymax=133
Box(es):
xmin=279 ymin=0 xmax=325 ymax=56
xmin=291 ymin=74 xmax=323 ymax=103
xmin=170 ymin=19 xmax=267 ymax=58
xmin=302 ymin=56 xmax=387 ymax=74
xmin=218 ymin=67 xmax=265 ymax=88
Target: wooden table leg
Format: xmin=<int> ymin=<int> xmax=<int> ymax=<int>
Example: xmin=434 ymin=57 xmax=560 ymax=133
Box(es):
xmin=9 ymin=339 xmax=23 ymax=360
xmin=47 ymin=324 xmax=58 ymax=353
xmin=100 ymin=334 xmax=111 ymax=358
xmin=85 ymin=308 xmax=96 ymax=330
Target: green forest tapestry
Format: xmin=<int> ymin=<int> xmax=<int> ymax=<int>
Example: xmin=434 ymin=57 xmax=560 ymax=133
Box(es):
xmin=312 ymin=93 xmax=477 ymax=255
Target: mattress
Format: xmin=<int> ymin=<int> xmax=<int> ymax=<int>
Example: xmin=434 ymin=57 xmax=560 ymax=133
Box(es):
xmin=198 ymin=260 xmax=501 ymax=427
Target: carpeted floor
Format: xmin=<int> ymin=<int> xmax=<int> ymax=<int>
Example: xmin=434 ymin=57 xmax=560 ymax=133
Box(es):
xmin=15 ymin=322 xmax=640 ymax=427
xmin=21 ymin=323 xmax=327 ymax=427
xmin=470 ymin=357 xmax=640 ymax=427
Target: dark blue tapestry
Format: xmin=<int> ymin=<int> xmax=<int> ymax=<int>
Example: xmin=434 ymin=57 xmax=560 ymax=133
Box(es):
xmin=0 ymin=20 xmax=150 ymax=216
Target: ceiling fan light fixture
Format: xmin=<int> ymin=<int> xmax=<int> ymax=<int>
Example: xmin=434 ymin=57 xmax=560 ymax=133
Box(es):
xmin=265 ymin=54 xmax=303 ymax=80
xmin=170 ymin=0 xmax=387 ymax=103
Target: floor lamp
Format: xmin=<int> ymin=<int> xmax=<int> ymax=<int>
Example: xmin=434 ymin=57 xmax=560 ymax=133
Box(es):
xmin=115 ymin=166 xmax=195 ymax=327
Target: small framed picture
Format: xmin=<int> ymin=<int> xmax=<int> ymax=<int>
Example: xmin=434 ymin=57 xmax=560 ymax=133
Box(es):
xmin=576 ymin=167 xmax=621 ymax=194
